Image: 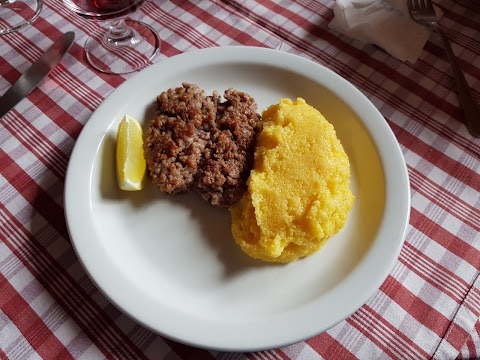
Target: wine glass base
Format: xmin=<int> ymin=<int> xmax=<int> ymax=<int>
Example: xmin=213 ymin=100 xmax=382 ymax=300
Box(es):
xmin=85 ymin=19 xmax=160 ymax=75
xmin=0 ymin=0 xmax=42 ymax=35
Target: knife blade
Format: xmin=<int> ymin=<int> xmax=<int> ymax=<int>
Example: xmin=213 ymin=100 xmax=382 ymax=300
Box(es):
xmin=0 ymin=31 xmax=75 ymax=118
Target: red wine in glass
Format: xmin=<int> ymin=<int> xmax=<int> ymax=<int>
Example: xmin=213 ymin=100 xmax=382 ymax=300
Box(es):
xmin=62 ymin=0 xmax=160 ymax=74
xmin=66 ymin=0 xmax=142 ymax=20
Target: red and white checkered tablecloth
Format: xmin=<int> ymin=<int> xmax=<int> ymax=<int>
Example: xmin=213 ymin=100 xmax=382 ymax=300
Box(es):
xmin=1 ymin=0 xmax=479 ymax=359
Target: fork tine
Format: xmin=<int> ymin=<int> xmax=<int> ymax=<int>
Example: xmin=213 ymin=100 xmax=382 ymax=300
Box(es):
xmin=407 ymin=0 xmax=415 ymax=12
xmin=421 ymin=0 xmax=436 ymax=11
xmin=408 ymin=0 xmax=437 ymax=20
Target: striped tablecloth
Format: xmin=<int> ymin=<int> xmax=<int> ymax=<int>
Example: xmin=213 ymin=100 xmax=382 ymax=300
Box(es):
xmin=1 ymin=0 xmax=479 ymax=358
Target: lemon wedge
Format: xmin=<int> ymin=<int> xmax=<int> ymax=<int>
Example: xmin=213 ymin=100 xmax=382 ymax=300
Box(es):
xmin=116 ymin=115 xmax=146 ymax=191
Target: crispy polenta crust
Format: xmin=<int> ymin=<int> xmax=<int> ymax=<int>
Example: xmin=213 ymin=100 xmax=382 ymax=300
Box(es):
xmin=229 ymin=98 xmax=354 ymax=263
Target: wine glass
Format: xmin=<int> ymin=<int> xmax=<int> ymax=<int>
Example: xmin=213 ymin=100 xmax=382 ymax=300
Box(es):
xmin=0 ymin=0 xmax=43 ymax=35
xmin=62 ymin=0 xmax=160 ymax=74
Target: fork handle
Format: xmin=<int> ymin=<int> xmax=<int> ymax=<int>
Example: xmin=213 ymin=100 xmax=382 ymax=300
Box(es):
xmin=435 ymin=24 xmax=480 ymax=137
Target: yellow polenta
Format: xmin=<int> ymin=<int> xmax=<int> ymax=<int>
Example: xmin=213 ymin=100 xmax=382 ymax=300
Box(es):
xmin=229 ymin=98 xmax=354 ymax=263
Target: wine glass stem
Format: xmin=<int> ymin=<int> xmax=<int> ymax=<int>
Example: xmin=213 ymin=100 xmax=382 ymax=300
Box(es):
xmin=107 ymin=19 xmax=135 ymax=45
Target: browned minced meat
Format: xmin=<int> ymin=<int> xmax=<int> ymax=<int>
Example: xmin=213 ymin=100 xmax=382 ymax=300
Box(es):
xmin=143 ymin=83 xmax=261 ymax=207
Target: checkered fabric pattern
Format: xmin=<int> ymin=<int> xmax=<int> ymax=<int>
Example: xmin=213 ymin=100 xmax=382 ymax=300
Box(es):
xmin=1 ymin=0 xmax=479 ymax=359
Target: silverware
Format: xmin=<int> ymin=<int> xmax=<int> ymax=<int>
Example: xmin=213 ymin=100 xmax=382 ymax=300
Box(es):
xmin=407 ymin=0 xmax=480 ymax=138
xmin=0 ymin=31 xmax=75 ymax=118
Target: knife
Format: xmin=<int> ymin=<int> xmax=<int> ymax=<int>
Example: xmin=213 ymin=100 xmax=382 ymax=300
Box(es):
xmin=0 ymin=31 xmax=75 ymax=118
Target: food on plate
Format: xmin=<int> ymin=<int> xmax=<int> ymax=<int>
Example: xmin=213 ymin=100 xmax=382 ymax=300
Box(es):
xmin=229 ymin=98 xmax=354 ymax=263
xmin=143 ymin=83 xmax=261 ymax=207
xmin=116 ymin=114 xmax=146 ymax=191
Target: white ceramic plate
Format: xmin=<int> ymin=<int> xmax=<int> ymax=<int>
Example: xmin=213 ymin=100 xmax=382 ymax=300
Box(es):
xmin=65 ymin=47 xmax=410 ymax=352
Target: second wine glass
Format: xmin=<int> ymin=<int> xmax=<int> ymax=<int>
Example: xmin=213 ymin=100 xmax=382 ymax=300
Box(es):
xmin=62 ymin=0 xmax=160 ymax=74
xmin=0 ymin=0 xmax=43 ymax=35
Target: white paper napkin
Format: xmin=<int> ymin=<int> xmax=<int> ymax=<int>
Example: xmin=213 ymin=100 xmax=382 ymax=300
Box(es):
xmin=328 ymin=0 xmax=443 ymax=63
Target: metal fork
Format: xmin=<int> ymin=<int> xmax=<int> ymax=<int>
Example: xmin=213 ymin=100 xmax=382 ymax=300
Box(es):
xmin=408 ymin=0 xmax=480 ymax=137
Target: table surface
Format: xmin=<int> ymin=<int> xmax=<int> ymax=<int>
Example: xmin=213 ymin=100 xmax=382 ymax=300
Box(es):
xmin=1 ymin=0 xmax=479 ymax=359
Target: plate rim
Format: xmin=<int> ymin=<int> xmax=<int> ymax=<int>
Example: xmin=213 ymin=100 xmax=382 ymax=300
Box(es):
xmin=65 ymin=46 xmax=410 ymax=351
